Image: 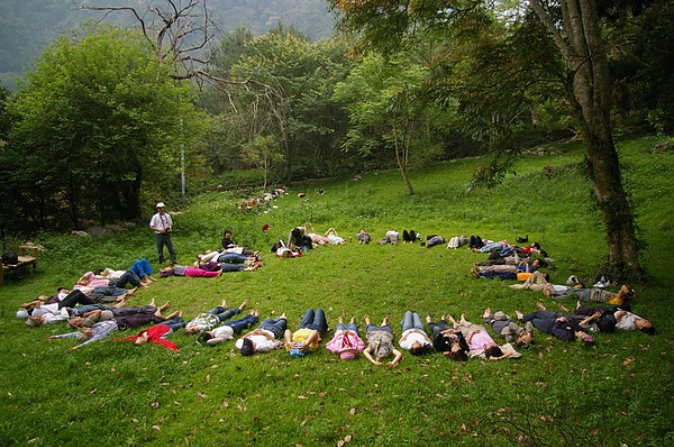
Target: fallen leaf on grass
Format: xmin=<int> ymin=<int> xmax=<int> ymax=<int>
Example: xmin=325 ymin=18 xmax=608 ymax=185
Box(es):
xmin=27 ymin=438 xmax=38 ymax=444
xmin=197 ymin=392 xmax=208 ymax=398
xmin=152 ymin=425 xmax=161 ymax=431
xmin=151 ymin=402 xmax=160 ymax=409
xmin=205 ymin=374 xmax=211 ymax=385
xmin=622 ymin=357 xmax=635 ymax=368
xmin=90 ymin=389 xmax=97 ymax=395
xmin=297 ymin=395 xmax=307 ymax=400
xmin=300 ymin=419 xmax=308 ymax=428
xmin=344 ymin=435 xmax=352 ymax=443
xmin=349 ymin=408 xmax=356 ymax=416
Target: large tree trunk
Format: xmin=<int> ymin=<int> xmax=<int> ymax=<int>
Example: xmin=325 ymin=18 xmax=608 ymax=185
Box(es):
xmin=530 ymin=0 xmax=643 ymax=281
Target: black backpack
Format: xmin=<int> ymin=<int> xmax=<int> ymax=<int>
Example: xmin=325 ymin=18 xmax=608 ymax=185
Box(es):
xmin=2 ymin=250 xmax=19 ymax=265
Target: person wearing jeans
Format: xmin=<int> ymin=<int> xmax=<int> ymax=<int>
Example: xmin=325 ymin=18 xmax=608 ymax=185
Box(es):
xmin=184 ymin=300 xmax=248 ymax=334
xmin=236 ymin=314 xmax=288 ymax=355
xmin=284 ymin=308 xmax=328 ymax=357
xmin=399 ymin=311 xmax=433 ymax=356
xmin=199 ymin=311 xmax=261 ymax=346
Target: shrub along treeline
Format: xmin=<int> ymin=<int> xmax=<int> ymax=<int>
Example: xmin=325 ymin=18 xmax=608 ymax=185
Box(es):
xmin=1 ymin=1 xmax=673 ymax=236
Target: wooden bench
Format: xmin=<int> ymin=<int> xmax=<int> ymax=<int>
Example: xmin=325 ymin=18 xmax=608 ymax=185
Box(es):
xmin=0 ymin=245 xmax=39 ymax=286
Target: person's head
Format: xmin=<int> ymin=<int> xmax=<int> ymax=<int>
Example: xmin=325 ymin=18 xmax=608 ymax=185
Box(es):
xmin=185 ymin=325 xmax=198 ymax=335
xmin=15 ymin=309 xmax=29 ymax=320
xmin=223 ymin=228 xmax=232 ymax=238
xmin=239 ymin=338 xmax=255 ymax=356
xmin=98 ymin=269 xmax=109 ymax=276
xmin=409 ymin=344 xmax=433 ymax=356
xmin=56 ymin=287 xmax=67 ymax=293
xmin=81 ymin=328 xmax=93 ymax=339
xmin=77 ymin=277 xmax=90 ymax=286
xmin=134 ymin=332 xmax=149 ymax=345
xmin=515 ymin=331 xmax=533 ymax=346
xmin=484 ymin=345 xmax=504 ymax=359
xmin=69 ymin=317 xmax=84 ymax=328
xmin=618 ymin=285 xmax=636 ymax=300
xmin=339 ymin=349 xmax=357 ymax=360
xmin=26 ymin=315 xmax=43 ymax=328
xmin=156 ymin=202 xmax=166 ymax=213
xmin=199 ymin=332 xmax=213 ymax=344
xmin=543 ymin=284 xmax=555 ymax=298
xmin=159 ymin=267 xmax=174 ymax=277
xmin=635 ymin=318 xmax=654 ymax=333
xmin=531 ymin=258 xmax=541 ymax=269
xmin=446 ymin=349 xmax=468 ymax=362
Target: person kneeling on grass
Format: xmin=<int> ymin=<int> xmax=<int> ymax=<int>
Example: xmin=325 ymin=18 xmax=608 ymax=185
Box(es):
xmin=198 ymin=310 xmax=260 ymax=346
xmin=447 ymin=314 xmax=521 ymax=360
xmin=284 ymin=308 xmax=328 ymax=358
xmin=236 ymin=314 xmax=288 ymax=356
xmin=426 ymin=315 xmax=469 ymax=361
xmin=362 ymin=315 xmax=402 ymax=367
xmin=184 ymin=299 xmax=249 ymax=335
xmin=398 ymin=311 xmax=434 ymax=356
xmin=326 ymin=316 xmax=365 ymax=360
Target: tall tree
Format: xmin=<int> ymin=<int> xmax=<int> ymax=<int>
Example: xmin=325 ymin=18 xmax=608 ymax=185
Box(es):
xmin=333 ymin=0 xmax=643 ymax=280
xmin=7 ymin=27 xmax=203 ymax=230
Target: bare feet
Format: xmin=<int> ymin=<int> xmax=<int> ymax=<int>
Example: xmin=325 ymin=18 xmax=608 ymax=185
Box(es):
xmin=558 ymin=304 xmax=570 ymax=313
xmin=159 ymin=301 xmax=171 ymax=312
xmin=164 ymin=310 xmax=181 ymax=320
xmin=459 ymin=313 xmax=467 ymax=323
xmin=364 ymin=315 xmax=371 ymax=325
xmin=252 ymin=309 xmax=260 ymax=317
xmin=576 ymin=300 xmax=582 ymax=309
xmin=127 ymin=288 xmax=137 ymax=296
xmin=279 ymin=312 xmax=287 ymax=319
xmin=515 ymin=310 xmax=524 ymax=321
xmin=148 ymin=298 xmax=156 ymax=308
xmin=425 ymin=315 xmax=432 ymax=323
xmin=349 ymin=316 xmax=356 ymax=325
xmin=536 ymin=301 xmax=546 ymax=310
xmin=239 ymin=299 xmax=249 ymax=310
xmin=337 ymin=316 xmax=344 ymax=324
xmin=482 ymin=308 xmax=491 ymax=319
xmin=220 ymin=299 xmax=227 ymax=308
xmin=382 ymin=316 xmax=390 ymax=326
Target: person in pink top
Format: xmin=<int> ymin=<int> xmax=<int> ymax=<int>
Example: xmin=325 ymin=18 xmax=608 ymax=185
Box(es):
xmin=326 ymin=316 xmax=365 ymax=360
xmin=159 ymin=265 xmax=219 ymax=278
xmin=447 ymin=314 xmax=520 ymax=360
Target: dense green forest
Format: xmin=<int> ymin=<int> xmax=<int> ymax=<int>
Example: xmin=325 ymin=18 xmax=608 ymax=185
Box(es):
xmin=0 ymin=0 xmax=336 ymax=89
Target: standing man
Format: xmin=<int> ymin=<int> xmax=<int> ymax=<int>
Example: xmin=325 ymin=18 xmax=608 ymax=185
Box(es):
xmin=149 ymin=202 xmax=176 ymax=265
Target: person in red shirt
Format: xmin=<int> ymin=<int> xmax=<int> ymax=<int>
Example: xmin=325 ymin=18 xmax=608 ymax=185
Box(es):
xmin=124 ymin=317 xmax=185 ymax=351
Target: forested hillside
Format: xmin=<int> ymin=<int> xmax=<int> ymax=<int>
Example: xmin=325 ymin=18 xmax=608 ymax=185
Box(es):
xmin=0 ymin=0 xmax=335 ymax=89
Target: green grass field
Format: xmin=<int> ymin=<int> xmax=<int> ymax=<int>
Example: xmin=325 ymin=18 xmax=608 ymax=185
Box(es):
xmin=1 ymin=136 xmax=672 ymax=446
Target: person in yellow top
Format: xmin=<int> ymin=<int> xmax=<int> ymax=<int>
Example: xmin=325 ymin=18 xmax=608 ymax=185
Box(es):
xmin=283 ymin=308 xmax=328 ymax=358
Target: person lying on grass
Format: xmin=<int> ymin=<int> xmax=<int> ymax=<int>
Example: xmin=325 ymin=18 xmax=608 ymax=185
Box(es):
xmin=68 ymin=299 xmax=182 ymax=330
xmin=446 ymin=314 xmax=521 ymax=360
xmin=565 ymin=284 xmax=635 ymax=309
xmin=123 ymin=318 xmax=186 ymax=352
xmin=482 ymin=308 xmax=534 ymax=346
xmin=97 ymin=259 xmax=157 ymax=288
xmin=198 ymin=310 xmax=260 ymax=346
xmin=159 ymin=264 xmax=220 ymax=278
xmin=184 ymin=299 xmax=249 ymax=335
xmin=195 ymin=257 xmax=262 ymax=273
xmin=426 ymin=315 xmax=469 ymax=362
xmin=197 ymin=249 xmax=260 ymax=265
xmin=283 ymin=308 xmax=328 ymax=358
xmin=236 ymin=314 xmax=288 ymax=356
xmin=326 ymin=316 xmax=365 ymax=360
xmin=509 ymin=271 xmax=572 ymax=294
xmin=514 ymin=302 xmax=597 ymax=344
xmin=572 ymin=303 xmax=655 ymax=334
xmin=77 ymin=271 xmax=140 ymax=297
xmin=355 ymin=229 xmax=371 ymax=244
xmin=362 ymin=315 xmax=402 ymax=367
xmin=470 ymin=258 xmax=540 ymax=280
xmin=398 ymin=311 xmax=434 ymax=356
xmin=22 ymin=289 xmax=129 ymax=328
xmin=47 ymin=320 xmax=120 ymax=351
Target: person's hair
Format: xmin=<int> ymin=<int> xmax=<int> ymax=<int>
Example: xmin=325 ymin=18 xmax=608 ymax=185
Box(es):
xmin=223 ymin=228 xmax=232 ymax=235
xmin=409 ymin=345 xmax=434 ymax=356
xmin=240 ymin=338 xmax=254 ymax=356
xmin=447 ymin=349 xmax=468 ymax=362
xmin=57 ymin=287 xmax=66 ymax=292
xmin=484 ymin=346 xmax=503 ymax=358
xmin=199 ymin=333 xmax=213 ymax=344
xmin=641 ymin=326 xmax=656 ymax=335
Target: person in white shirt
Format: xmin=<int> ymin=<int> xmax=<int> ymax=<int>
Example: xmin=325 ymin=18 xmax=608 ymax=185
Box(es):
xmin=236 ymin=314 xmax=288 ymax=355
xmin=398 ymin=311 xmax=433 ymax=356
xmin=198 ymin=310 xmax=260 ymax=345
xmin=149 ymin=202 xmax=177 ymax=265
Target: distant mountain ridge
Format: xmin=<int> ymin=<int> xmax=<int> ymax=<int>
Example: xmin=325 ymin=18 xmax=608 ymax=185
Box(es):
xmin=0 ymin=0 xmax=336 ymax=89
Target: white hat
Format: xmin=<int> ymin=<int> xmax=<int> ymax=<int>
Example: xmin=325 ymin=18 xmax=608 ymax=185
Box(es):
xmin=156 ymin=202 xmax=166 ymax=209
xmin=16 ymin=309 xmax=29 ymax=319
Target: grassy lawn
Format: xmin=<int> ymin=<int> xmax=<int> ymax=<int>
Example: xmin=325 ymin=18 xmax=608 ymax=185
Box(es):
xmin=0 ymin=135 xmax=672 ymax=446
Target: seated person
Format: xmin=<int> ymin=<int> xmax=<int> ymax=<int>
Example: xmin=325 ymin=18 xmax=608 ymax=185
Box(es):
xmin=326 ymin=316 xmax=365 ymax=360
xmin=199 ymin=310 xmax=261 ymax=345
xmin=288 ymin=227 xmax=313 ymax=251
xmin=236 ymin=314 xmax=288 ymax=355
xmin=482 ymin=308 xmax=533 ymax=346
xmin=426 ymin=315 xmax=469 ymax=361
xmin=184 ymin=299 xmax=248 ymax=334
xmin=514 ymin=304 xmax=596 ymax=344
xmin=362 ymin=315 xmax=402 ymax=367
xmin=355 ymin=229 xmax=371 ymax=244
xmin=398 ymin=311 xmax=433 ymax=356
xmin=447 ymin=314 xmax=521 ymax=360
xmin=379 ymin=230 xmax=400 ymax=245
xmin=221 ymin=228 xmax=256 ymax=257
xmin=283 ymin=308 xmax=328 ymax=357
xmin=123 ymin=317 xmax=186 ymax=351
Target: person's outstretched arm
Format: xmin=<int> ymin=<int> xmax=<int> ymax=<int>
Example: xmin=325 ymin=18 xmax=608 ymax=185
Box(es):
xmin=362 ymin=347 xmax=382 ymax=366
xmin=387 ymin=348 xmax=403 ymax=367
